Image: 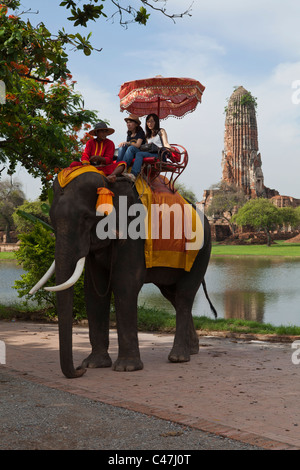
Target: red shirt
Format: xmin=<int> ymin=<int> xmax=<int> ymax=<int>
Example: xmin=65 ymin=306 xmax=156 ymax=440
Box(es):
xmin=81 ymin=138 xmax=115 ymax=164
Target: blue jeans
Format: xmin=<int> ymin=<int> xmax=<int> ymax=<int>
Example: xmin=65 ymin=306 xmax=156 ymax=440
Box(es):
xmin=117 ymin=146 xmax=156 ymax=177
xmin=131 ymin=151 xmax=158 ymax=176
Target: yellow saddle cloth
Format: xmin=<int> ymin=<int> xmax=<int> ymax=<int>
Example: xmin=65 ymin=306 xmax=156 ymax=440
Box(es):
xmin=135 ymin=175 xmax=204 ymax=272
xmin=58 ymin=164 xmax=105 ymax=188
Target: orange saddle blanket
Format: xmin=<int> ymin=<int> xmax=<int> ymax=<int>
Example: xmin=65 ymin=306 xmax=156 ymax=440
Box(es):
xmin=135 ymin=175 xmax=204 ymax=272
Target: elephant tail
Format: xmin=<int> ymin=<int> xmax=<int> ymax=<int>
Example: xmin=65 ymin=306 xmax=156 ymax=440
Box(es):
xmin=202 ymin=279 xmax=217 ymax=319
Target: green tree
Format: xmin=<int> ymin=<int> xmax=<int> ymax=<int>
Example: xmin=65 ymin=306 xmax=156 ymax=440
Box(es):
xmin=174 ymin=182 xmax=198 ymax=205
xmin=232 ymin=198 xmax=283 ymax=246
xmin=0 ymin=178 xmax=25 ymax=241
xmin=206 ymin=181 xmax=247 ymax=233
xmin=279 ymin=207 xmax=300 ymax=231
xmin=0 ymin=1 xmax=98 ymax=193
xmin=12 ymin=199 xmax=51 ymax=233
xmin=296 ymin=206 xmax=300 ymax=228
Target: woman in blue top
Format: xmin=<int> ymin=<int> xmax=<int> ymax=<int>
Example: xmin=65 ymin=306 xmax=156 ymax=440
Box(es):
xmin=116 ymin=114 xmax=145 ymax=170
xmin=125 ymin=113 xmax=172 ymax=182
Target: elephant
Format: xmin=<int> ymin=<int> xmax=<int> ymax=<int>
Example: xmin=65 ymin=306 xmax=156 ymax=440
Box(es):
xmin=30 ymin=171 xmax=216 ymax=378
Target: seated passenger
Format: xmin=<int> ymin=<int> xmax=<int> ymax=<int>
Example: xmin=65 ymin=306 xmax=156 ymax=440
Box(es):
xmin=117 ymin=114 xmax=146 ymax=163
xmin=125 ymin=113 xmax=172 ymax=182
xmin=81 ymin=121 xmax=126 ymax=182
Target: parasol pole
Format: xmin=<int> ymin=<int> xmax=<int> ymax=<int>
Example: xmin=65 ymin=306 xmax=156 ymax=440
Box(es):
xmin=157 ymin=97 xmax=160 ymax=120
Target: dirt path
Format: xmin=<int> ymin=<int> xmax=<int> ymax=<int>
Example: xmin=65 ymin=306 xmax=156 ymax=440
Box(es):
xmin=1 ymin=320 xmax=300 ymax=450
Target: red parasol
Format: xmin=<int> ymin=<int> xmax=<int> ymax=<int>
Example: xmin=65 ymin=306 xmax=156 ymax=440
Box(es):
xmin=118 ymin=76 xmax=205 ymax=120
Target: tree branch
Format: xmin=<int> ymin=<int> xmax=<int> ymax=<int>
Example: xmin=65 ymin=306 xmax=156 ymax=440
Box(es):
xmin=73 ymin=0 xmax=193 ymax=27
xmin=140 ymin=0 xmax=193 ymax=22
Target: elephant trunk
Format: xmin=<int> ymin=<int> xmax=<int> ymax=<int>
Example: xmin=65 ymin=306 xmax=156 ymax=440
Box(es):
xmin=57 ymin=287 xmax=86 ymax=378
xmin=55 ymin=252 xmax=86 ymax=378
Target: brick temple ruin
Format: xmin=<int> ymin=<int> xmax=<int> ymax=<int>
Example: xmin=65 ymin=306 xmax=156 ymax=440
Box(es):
xmin=202 ymin=85 xmax=300 ymax=240
xmin=221 ymin=86 xmax=277 ymax=199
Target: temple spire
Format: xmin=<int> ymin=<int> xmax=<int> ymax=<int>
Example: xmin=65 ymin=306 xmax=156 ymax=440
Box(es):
xmin=221 ymin=86 xmax=264 ymax=197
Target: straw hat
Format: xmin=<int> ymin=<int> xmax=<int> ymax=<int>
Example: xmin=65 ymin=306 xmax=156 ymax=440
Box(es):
xmin=124 ymin=114 xmax=141 ymax=126
xmin=89 ymin=121 xmax=115 ymax=136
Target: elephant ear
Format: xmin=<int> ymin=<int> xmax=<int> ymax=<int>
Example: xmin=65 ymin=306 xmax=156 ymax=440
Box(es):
xmin=96 ymin=188 xmax=115 ymax=216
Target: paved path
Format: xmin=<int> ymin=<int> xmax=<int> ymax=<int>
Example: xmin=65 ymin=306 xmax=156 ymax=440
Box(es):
xmin=1 ymin=320 xmax=300 ymax=450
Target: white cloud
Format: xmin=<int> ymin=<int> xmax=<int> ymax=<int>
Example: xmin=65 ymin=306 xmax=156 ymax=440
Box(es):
xmin=175 ymin=0 xmax=300 ymax=58
xmin=251 ymin=62 xmax=300 ymax=196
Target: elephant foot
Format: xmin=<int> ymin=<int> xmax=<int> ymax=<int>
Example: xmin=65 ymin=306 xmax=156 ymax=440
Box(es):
xmin=113 ymin=357 xmax=144 ymax=372
xmin=81 ymin=352 xmax=112 ymax=369
xmin=168 ymin=348 xmax=190 ymax=363
xmin=190 ymin=340 xmax=199 ymax=355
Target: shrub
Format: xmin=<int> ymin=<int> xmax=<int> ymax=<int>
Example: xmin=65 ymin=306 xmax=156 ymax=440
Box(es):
xmin=14 ymin=223 xmax=86 ymax=320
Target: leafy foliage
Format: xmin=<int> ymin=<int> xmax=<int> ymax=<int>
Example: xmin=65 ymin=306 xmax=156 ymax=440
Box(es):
xmin=240 ymin=91 xmax=257 ymax=109
xmin=61 ymin=0 xmax=107 ymax=27
xmin=224 ymin=87 xmax=258 ymax=114
xmin=232 ymin=198 xmax=283 ymax=246
xmin=14 ymin=224 xmax=57 ymax=310
xmin=174 ymin=182 xmax=198 ymax=204
xmin=14 ymin=222 xmax=86 ymax=319
xmin=279 ymin=206 xmax=300 ymax=229
xmin=0 ymin=1 xmax=98 ymax=195
xmin=206 ymin=181 xmax=247 ymax=232
xmin=12 ymin=199 xmax=52 ymax=233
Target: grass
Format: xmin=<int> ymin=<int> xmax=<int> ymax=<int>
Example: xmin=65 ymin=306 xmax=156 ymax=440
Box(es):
xmin=1 ymin=303 xmax=300 ymax=339
xmin=136 ymin=306 xmax=300 ymax=337
xmin=2 ymin=242 xmax=300 ymax=260
xmin=0 ymin=252 xmax=17 ymax=260
xmin=212 ymin=241 xmax=300 ymax=257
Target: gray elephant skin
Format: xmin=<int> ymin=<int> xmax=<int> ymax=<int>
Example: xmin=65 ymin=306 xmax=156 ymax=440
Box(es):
xmin=33 ymin=172 xmax=215 ymax=378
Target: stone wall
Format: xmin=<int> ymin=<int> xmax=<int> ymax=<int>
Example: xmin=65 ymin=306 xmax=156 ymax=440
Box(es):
xmin=0 ymin=231 xmax=18 ymax=243
xmin=0 ymin=243 xmax=19 ymax=252
xmin=209 ymin=224 xmax=231 ymax=241
xmin=270 ymin=195 xmax=300 ymax=208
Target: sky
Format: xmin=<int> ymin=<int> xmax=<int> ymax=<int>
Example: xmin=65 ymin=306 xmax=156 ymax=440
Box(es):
xmin=6 ymin=0 xmax=300 ymax=200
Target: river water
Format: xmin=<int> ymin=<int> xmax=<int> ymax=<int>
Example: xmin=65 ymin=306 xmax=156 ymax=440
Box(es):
xmin=138 ymin=257 xmax=300 ymax=327
xmin=1 ymin=257 xmax=300 ymax=327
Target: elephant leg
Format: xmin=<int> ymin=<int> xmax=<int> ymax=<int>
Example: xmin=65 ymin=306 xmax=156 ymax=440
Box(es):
xmin=81 ymin=258 xmax=112 ymax=369
xmin=168 ymin=241 xmax=212 ymax=362
xmin=112 ymin=290 xmax=143 ymax=371
xmin=157 ymin=285 xmax=199 ymax=357
xmin=168 ymin=292 xmax=196 ymax=363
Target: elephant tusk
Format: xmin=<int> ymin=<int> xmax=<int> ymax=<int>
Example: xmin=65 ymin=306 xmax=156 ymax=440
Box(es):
xmin=29 ymin=261 xmax=56 ymax=295
xmin=44 ymin=257 xmax=85 ymax=292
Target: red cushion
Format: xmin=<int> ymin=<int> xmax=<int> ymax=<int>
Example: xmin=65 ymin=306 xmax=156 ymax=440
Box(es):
xmin=169 ymin=147 xmax=181 ymax=163
xmin=142 ymin=157 xmax=157 ymax=164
